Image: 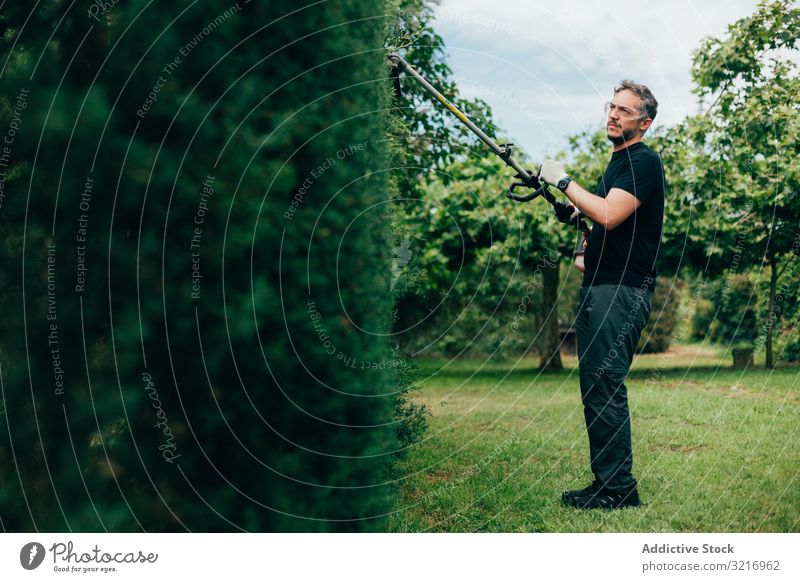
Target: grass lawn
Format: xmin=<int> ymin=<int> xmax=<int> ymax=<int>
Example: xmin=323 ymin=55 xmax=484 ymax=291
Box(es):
xmin=387 ymin=344 xmax=800 ymax=532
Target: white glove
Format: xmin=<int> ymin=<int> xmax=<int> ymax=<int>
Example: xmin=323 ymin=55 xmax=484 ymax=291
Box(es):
xmin=538 ymin=159 xmax=568 ymax=186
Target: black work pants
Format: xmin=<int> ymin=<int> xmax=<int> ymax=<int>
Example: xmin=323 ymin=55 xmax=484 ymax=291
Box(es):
xmin=575 ymin=283 xmax=654 ymax=494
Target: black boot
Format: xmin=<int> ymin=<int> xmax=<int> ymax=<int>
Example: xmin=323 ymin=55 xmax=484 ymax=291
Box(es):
xmin=565 ymin=487 xmax=641 ymax=510
xmin=560 ymin=481 xmax=599 ymax=504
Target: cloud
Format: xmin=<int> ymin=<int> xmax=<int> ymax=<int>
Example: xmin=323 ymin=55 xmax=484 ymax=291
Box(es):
xmin=432 ymin=0 xmax=766 ymax=160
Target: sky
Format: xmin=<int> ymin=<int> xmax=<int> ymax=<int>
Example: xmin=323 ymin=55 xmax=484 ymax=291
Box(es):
xmin=431 ymin=0 xmax=768 ymax=161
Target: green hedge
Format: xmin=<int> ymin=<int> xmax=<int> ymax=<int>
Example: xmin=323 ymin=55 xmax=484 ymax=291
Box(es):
xmin=0 ymin=1 xmax=404 ymax=532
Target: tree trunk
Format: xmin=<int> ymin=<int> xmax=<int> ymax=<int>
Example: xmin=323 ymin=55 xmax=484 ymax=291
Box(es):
xmin=538 ymin=257 xmax=564 ymax=372
xmin=766 ymin=253 xmax=777 ymax=369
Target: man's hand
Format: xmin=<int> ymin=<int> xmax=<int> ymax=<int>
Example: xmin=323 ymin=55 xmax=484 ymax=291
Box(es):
xmin=553 ymin=200 xmax=581 ymax=227
xmin=538 ymin=159 xmax=568 ymax=186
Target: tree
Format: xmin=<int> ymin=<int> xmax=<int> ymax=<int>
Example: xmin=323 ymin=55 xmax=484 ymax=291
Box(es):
xmin=690 ymin=0 xmax=800 ymax=367
xmin=385 ymin=0 xmax=574 ymax=370
xmin=385 ymin=0 xmax=497 ymax=199
xmin=389 ymin=149 xmax=577 ymax=370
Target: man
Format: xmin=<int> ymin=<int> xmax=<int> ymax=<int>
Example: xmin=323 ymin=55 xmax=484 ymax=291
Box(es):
xmin=538 ymin=80 xmax=665 ymax=509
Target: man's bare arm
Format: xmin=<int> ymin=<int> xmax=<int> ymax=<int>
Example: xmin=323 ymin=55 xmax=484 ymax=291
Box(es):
xmin=562 ymin=183 xmax=640 ymax=231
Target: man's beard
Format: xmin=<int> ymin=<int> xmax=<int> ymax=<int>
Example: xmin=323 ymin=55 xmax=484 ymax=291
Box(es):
xmin=607 ymin=125 xmax=639 ymax=145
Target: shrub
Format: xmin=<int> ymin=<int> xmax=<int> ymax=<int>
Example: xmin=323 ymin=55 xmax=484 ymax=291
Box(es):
xmin=0 ymin=0 xmax=404 ymax=532
xmin=637 ymin=280 xmax=682 ymax=353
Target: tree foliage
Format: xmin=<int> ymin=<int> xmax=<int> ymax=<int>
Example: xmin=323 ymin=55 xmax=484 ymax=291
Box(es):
xmin=384 ymin=0 xmax=575 ymax=368
xmin=392 ymin=153 xmax=571 ymax=361
xmin=688 ymin=0 xmax=800 ymax=366
xmin=385 ymin=0 xmax=497 ymax=199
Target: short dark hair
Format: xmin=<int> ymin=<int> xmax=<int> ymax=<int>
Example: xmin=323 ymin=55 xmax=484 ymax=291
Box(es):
xmin=614 ymin=80 xmax=658 ymax=121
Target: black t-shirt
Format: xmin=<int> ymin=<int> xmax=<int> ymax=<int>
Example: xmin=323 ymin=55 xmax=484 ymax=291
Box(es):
xmin=582 ymin=141 xmax=665 ymax=288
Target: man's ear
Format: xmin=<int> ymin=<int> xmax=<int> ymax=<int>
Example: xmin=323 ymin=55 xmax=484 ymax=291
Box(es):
xmin=639 ymin=117 xmax=653 ymax=132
